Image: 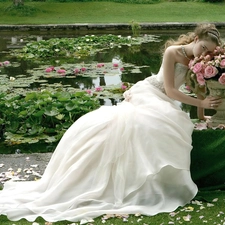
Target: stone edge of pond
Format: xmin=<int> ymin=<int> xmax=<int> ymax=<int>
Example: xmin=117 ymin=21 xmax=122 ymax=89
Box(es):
xmin=1 ymin=22 xmax=225 ymax=32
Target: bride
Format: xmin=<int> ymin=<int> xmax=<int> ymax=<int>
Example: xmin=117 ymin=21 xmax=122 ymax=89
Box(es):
xmin=0 ymin=23 xmax=222 ymax=223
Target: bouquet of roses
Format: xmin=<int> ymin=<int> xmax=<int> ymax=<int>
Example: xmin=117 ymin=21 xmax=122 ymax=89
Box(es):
xmin=188 ymin=45 xmax=225 ymax=86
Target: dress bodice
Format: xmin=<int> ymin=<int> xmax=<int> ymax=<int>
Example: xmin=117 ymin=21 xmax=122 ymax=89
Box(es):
xmin=156 ymin=63 xmax=188 ymax=89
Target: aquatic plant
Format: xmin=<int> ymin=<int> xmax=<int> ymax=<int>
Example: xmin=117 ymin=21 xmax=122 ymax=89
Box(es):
xmin=0 ymin=89 xmax=100 ymax=145
xmin=10 ymin=34 xmax=159 ymax=59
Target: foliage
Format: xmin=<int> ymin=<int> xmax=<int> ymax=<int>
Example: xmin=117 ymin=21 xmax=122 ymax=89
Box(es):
xmin=0 ymin=89 xmax=100 ymax=145
xmin=130 ymin=21 xmax=141 ymax=37
xmin=10 ymin=34 xmax=158 ymax=59
xmin=3 ymin=3 xmax=42 ymax=16
xmin=0 ymin=33 xmax=160 ymax=145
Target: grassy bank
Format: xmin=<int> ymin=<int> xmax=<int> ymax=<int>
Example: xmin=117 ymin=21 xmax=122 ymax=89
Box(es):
xmin=0 ymin=1 xmax=225 ymax=24
xmin=0 ymin=190 xmax=225 ymax=224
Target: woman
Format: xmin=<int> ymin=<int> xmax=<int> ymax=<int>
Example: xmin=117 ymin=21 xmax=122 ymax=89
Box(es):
xmin=0 ymin=23 xmax=222 ymax=223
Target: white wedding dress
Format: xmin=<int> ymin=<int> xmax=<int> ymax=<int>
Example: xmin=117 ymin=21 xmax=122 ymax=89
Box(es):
xmin=0 ymin=63 xmax=198 ymax=222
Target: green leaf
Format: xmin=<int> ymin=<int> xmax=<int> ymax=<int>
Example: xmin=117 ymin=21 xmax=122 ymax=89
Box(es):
xmin=65 ymin=102 xmax=76 ymax=111
xmin=33 ymin=110 xmax=44 ymax=117
xmin=44 ymin=108 xmax=59 ymax=116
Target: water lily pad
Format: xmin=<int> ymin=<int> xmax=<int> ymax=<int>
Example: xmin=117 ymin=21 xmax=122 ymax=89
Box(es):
xmin=44 ymin=108 xmax=59 ymax=116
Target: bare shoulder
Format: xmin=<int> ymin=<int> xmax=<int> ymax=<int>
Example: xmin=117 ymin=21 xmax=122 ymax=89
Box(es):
xmin=164 ymin=45 xmax=179 ymax=56
xmin=164 ymin=45 xmax=182 ymax=63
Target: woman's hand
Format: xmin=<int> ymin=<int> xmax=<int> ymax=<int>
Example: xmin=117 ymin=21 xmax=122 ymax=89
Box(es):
xmin=200 ymin=96 xmax=222 ymax=109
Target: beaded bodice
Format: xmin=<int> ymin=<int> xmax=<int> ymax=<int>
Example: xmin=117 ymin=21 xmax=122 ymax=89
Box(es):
xmin=146 ymin=63 xmax=188 ymax=93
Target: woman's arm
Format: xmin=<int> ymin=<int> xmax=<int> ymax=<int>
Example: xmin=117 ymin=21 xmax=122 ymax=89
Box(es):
xmin=163 ymin=46 xmax=221 ymax=109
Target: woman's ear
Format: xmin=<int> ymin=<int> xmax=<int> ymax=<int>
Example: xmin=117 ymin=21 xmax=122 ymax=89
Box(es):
xmin=194 ymin=36 xmax=199 ymax=43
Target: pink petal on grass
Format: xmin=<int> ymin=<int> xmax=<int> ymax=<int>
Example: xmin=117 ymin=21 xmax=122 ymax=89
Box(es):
xmin=194 ymin=122 xmax=207 ymax=130
xmin=183 ymin=214 xmax=191 ymax=221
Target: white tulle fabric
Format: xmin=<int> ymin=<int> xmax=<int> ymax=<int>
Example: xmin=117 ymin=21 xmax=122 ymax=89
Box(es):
xmin=0 ymin=63 xmax=198 ymax=222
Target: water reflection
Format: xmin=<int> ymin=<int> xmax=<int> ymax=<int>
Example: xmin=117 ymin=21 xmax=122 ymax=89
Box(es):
xmin=1 ymin=29 xmax=223 ymax=153
xmin=1 ymin=42 xmax=156 ymax=93
xmin=0 ymin=29 xmax=221 ymax=116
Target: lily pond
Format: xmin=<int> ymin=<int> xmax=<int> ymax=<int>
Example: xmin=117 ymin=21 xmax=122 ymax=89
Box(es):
xmin=0 ymin=29 xmax=215 ymax=154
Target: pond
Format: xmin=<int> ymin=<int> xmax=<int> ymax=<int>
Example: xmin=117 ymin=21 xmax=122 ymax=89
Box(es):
xmin=0 ymin=28 xmax=224 ymax=154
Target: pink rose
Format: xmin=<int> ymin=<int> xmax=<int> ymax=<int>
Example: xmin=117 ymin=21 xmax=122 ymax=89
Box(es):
xmin=192 ymin=62 xmax=204 ymax=73
xmin=220 ymin=59 xmax=225 ymax=68
xmin=188 ymin=59 xmax=194 ymax=68
xmin=204 ymin=65 xmax=218 ymax=78
xmin=218 ymin=73 xmax=225 ymax=84
xmin=196 ymin=73 xmax=205 ymax=86
xmin=204 ymin=55 xmax=211 ymax=61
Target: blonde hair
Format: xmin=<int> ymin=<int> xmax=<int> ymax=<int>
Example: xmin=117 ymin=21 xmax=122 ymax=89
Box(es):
xmin=162 ymin=23 xmax=221 ymax=53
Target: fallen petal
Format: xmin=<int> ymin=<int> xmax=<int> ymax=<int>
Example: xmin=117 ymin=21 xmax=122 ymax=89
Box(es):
xmin=183 ymin=214 xmax=191 ymax=221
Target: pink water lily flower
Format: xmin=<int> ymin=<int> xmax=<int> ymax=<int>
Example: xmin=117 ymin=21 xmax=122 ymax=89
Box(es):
xmin=45 ymin=67 xmax=54 ymax=72
xmin=57 ymin=69 xmax=66 ymax=75
xmin=97 ymin=63 xmax=104 ymax=68
xmin=74 ymin=68 xmax=80 ymax=74
xmin=121 ymin=84 xmax=127 ymax=90
xmin=81 ymin=67 xmax=86 ymax=72
xmin=86 ymin=89 xmax=92 ymax=95
xmin=113 ymin=63 xmax=119 ymax=67
xmin=95 ymin=86 xmax=103 ymax=92
xmin=3 ymin=61 xmax=10 ymax=65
